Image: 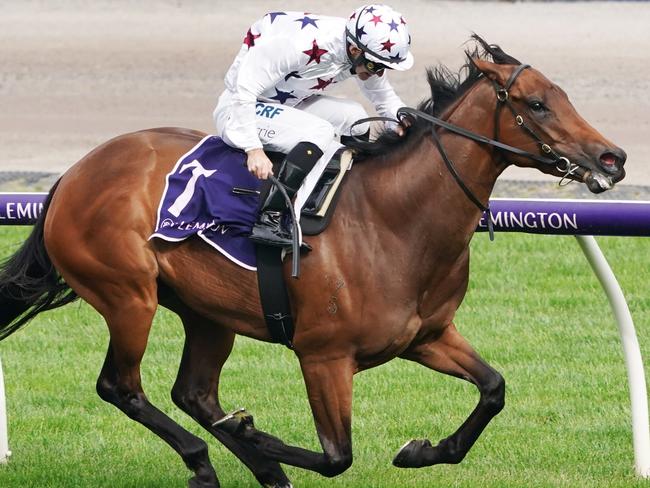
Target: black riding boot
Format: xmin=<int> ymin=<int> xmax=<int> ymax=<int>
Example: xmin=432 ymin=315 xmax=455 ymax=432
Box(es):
xmin=250 ymin=142 xmax=323 ymax=248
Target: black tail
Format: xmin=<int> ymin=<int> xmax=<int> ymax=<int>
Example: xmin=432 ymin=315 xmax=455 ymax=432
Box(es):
xmin=0 ymin=180 xmax=78 ymax=340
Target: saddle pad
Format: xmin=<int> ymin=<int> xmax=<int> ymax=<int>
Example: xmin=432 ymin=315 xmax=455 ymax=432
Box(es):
xmin=150 ymin=135 xmax=261 ymax=270
xmin=150 ymin=136 xmax=353 ymax=269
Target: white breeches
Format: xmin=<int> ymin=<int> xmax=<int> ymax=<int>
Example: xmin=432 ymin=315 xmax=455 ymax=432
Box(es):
xmin=213 ymin=94 xmax=368 ymax=220
xmin=213 ymin=93 xmax=370 ymax=153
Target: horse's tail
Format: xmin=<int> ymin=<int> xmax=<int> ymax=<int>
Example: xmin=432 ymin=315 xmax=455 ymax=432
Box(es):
xmin=0 ymin=180 xmax=78 ymax=340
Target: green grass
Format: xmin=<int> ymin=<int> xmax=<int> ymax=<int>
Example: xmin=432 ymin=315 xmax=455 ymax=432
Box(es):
xmin=1 ymin=226 xmax=650 ymax=487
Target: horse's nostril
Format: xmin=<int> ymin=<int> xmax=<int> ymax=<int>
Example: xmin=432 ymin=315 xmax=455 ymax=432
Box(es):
xmin=600 ymin=152 xmax=618 ymax=167
xmin=600 ymin=148 xmax=627 ymax=167
xmin=599 ymin=148 xmax=626 ymax=174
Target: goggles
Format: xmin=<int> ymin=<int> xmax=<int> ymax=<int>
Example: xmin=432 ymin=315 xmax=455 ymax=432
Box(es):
xmin=362 ymin=57 xmax=389 ymax=75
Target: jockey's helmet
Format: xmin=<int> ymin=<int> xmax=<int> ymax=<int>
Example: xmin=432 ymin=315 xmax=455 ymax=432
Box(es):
xmin=345 ymin=4 xmax=414 ymax=71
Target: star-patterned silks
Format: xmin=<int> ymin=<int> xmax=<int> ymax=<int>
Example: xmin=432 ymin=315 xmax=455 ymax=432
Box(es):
xmin=309 ymin=77 xmax=335 ymax=91
xmin=381 ymin=39 xmax=395 ymax=52
xmin=355 ymin=25 xmax=367 ymax=40
xmin=269 ymin=88 xmax=297 ymax=104
xmin=302 ymin=39 xmax=328 ymax=64
xmin=370 ymin=14 xmax=383 ymax=26
xmin=243 ymin=28 xmax=261 ymax=48
xmin=221 ymin=6 xmax=410 ymax=152
xmin=295 ymin=15 xmax=319 ymax=29
xmin=267 ymin=12 xmax=287 ymax=23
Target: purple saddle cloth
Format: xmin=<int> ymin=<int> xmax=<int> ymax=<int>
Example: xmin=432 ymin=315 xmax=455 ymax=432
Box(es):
xmin=150 ymin=135 xmax=262 ymax=270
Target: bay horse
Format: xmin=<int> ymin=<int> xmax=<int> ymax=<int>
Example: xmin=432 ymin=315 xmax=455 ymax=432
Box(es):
xmin=0 ymin=37 xmax=626 ymax=487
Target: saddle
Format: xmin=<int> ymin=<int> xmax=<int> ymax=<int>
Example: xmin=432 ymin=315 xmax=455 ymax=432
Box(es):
xmin=151 ymin=137 xmax=353 ymax=270
xmin=263 ymin=147 xmax=353 ymax=236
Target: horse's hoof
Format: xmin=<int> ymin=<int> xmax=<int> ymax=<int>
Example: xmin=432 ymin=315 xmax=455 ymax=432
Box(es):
xmin=392 ymin=439 xmax=432 ymax=468
xmin=188 ymin=475 xmax=220 ymax=488
xmin=263 ymin=483 xmax=293 ymax=488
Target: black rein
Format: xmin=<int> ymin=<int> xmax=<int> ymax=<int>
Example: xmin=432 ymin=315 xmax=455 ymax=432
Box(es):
xmin=349 ymin=63 xmax=576 ymax=241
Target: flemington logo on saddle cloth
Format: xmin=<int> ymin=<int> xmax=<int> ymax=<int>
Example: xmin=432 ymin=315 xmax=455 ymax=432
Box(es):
xmin=150 ymin=135 xmax=262 ymax=270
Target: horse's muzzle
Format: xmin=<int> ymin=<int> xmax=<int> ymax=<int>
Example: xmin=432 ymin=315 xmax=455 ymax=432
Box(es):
xmin=580 ymin=147 xmax=627 ymax=193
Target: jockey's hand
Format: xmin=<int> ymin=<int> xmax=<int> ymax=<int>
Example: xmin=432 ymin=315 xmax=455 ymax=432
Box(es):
xmin=395 ymin=116 xmax=412 ymax=137
xmin=246 ymin=148 xmax=273 ymax=179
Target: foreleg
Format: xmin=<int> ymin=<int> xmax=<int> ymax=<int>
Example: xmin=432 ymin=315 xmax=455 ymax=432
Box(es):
xmin=215 ymin=355 xmax=355 ymax=478
xmin=393 ymin=324 xmax=505 ymax=468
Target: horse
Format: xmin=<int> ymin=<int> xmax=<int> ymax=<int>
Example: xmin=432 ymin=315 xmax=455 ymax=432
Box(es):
xmin=0 ymin=36 xmax=626 ymax=487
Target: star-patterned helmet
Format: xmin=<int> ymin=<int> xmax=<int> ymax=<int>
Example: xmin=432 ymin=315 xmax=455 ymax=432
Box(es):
xmin=345 ymin=4 xmax=414 ymax=71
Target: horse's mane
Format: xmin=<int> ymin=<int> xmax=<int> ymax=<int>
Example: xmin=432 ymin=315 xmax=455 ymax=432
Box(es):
xmin=344 ymin=34 xmax=522 ymax=159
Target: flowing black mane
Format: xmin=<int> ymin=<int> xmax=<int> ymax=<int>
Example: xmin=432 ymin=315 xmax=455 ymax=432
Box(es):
xmin=344 ymin=34 xmax=521 ymax=159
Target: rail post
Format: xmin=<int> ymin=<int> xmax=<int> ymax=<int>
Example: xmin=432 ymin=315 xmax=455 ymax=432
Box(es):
xmin=0 ymin=357 xmax=10 ymax=464
xmin=576 ymin=235 xmax=650 ymax=477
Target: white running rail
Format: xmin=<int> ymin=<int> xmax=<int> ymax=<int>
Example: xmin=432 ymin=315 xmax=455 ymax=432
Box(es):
xmin=0 ymin=357 xmax=11 ymax=464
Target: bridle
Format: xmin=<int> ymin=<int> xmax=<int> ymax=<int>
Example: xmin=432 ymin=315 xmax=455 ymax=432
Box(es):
xmin=489 ymin=63 xmax=579 ymax=181
xmin=348 ymin=63 xmax=585 ymax=240
xmin=395 ymin=63 xmax=582 ymax=239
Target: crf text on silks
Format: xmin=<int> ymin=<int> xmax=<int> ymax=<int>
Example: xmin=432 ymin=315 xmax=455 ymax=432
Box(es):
xmin=255 ymin=103 xmax=284 ymax=119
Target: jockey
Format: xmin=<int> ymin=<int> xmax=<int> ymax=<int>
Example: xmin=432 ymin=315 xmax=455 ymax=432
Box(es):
xmin=214 ymin=4 xmax=414 ymax=248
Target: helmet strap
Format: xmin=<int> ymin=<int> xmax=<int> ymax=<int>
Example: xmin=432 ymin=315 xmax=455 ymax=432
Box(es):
xmin=346 ymin=41 xmax=366 ymax=74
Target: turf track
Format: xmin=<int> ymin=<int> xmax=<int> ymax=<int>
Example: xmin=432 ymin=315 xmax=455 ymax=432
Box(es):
xmin=1 ymin=227 xmax=649 ymax=487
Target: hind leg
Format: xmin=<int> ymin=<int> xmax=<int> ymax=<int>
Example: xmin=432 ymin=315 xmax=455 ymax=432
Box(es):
xmin=96 ymin=304 xmax=219 ymax=488
xmin=394 ymin=323 xmax=505 ymax=468
xmin=170 ymin=308 xmax=292 ymax=488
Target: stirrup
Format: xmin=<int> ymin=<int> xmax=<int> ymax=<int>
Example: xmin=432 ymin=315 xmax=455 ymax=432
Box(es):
xmin=250 ymin=210 xmax=294 ymax=248
xmin=249 ymin=227 xmax=312 ymax=252
xmin=249 ymin=226 xmax=293 ymax=248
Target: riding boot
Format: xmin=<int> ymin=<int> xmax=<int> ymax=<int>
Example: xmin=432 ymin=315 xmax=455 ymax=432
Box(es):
xmin=250 ymin=142 xmax=323 ymax=248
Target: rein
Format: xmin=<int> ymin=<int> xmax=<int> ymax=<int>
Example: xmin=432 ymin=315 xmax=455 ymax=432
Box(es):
xmin=397 ymin=64 xmax=578 ymax=223
xmin=349 ymin=63 xmax=581 ymax=241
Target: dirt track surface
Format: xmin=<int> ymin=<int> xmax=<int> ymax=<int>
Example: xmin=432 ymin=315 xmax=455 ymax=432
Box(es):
xmin=2 ymin=0 xmax=649 ymax=194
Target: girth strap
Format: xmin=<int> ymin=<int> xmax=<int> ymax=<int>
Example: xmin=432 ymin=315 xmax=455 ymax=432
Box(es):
xmin=255 ymin=244 xmax=295 ymax=349
xmin=254 ymin=175 xmax=302 ymax=350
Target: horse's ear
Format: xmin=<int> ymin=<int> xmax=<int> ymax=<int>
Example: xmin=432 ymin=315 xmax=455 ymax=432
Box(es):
xmin=472 ymin=58 xmax=510 ymax=87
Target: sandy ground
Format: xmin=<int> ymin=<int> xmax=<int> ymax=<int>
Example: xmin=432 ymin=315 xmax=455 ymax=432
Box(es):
xmin=1 ymin=0 xmax=649 ymax=189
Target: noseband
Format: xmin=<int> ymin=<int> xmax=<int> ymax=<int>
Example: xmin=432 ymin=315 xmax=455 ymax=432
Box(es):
xmin=397 ymin=63 xmax=580 ymax=239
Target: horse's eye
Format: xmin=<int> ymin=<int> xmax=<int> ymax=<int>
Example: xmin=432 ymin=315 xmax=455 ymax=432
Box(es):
xmin=528 ymin=100 xmax=546 ymax=112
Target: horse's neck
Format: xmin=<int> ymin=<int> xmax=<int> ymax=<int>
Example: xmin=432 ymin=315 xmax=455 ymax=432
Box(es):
xmin=434 ymin=80 xmax=508 ymax=221
xmin=360 ymin=80 xmax=505 ymax=268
